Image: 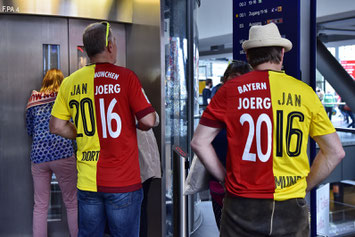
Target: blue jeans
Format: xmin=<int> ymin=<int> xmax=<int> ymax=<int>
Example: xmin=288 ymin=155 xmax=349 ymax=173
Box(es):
xmin=78 ymin=188 xmax=143 ymax=237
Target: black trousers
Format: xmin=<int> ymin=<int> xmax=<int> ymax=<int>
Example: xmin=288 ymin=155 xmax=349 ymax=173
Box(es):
xmin=325 ymin=106 xmax=333 ymax=120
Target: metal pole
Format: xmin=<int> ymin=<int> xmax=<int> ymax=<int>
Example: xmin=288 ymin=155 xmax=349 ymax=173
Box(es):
xmin=310 ymin=1 xmax=317 ymax=236
xmin=173 ymin=149 xmax=187 ymax=237
xmin=186 ymin=0 xmax=195 ymax=236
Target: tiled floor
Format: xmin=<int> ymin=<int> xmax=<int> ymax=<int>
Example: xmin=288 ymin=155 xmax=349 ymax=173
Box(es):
xmin=191 ymin=201 xmax=220 ymax=237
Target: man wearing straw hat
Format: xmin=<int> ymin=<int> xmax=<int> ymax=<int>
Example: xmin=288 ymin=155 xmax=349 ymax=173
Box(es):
xmin=191 ymin=23 xmax=345 ymax=236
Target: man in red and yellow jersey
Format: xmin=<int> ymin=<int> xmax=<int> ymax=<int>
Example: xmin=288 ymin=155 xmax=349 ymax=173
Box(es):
xmin=191 ymin=23 xmax=345 ymax=237
xmin=49 ymin=22 xmax=156 ymax=237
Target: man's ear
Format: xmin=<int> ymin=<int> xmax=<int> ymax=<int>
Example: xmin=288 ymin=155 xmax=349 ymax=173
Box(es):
xmin=280 ymin=48 xmax=285 ymax=63
xmin=107 ymin=40 xmax=114 ymax=53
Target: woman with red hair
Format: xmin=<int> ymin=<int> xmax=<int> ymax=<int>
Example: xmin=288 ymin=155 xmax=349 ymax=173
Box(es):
xmin=26 ymin=69 xmax=78 ymax=237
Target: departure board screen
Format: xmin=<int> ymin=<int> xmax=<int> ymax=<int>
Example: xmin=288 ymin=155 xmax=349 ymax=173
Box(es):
xmin=233 ymin=0 xmax=301 ymax=79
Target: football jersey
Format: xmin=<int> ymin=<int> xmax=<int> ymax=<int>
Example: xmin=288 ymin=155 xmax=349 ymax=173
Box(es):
xmin=52 ymin=63 xmax=155 ymax=193
xmin=200 ymin=70 xmax=335 ymax=201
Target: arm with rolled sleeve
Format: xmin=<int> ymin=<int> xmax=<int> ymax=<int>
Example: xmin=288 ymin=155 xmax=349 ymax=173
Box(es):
xmin=306 ymin=133 xmax=345 ymax=192
xmin=306 ymin=94 xmax=345 ymax=192
xmin=191 ymin=124 xmax=225 ymax=182
xmin=137 ymin=112 xmax=156 ymax=131
xmin=49 ymin=116 xmax=77 ymax=140
xmin=191 ymin=85 xmax=227 ymax=182
xmin=49 ymin=79 xmax=77 ymax=140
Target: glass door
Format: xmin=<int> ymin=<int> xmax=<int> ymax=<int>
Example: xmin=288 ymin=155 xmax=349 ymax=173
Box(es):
xmin=163 ymin=0 xmax=200 ymax=236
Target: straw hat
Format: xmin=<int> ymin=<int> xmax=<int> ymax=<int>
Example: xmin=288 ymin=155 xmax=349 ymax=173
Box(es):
xmin=242 ymin=23 xmax=292 ymax=52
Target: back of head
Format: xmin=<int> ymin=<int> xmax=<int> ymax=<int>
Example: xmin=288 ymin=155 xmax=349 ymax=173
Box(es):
xmin=242 ymin=23 xmax=292 ymax=68
xmin=40 ymin=69 xmax=64 ymax=93
xmin=206 ymin=78 xmax=213 ymax=87
xmin=223 ymin=60 xmax=252 ymax=82
xmin=246 ymin=46 xmax=283 ymax=68
xmin=83 ymin=22 xmax=112 ymax=58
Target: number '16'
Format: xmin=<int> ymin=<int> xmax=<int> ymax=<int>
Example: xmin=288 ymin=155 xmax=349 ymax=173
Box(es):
xmin=99 ymin=98 xmax=121 ymax=138
xmin=276 ymin=111 xmax=304 ymax=157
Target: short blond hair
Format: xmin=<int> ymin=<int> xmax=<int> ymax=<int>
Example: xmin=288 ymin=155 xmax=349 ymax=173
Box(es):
xmin=40 ymin=69 xmax=64 ymax=93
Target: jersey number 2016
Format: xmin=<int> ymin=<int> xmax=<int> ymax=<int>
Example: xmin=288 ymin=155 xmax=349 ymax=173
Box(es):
xmin=69 ymin=98 xmax=121 ymax=138
xmin=240 ymin=110 xmax=304 ymax=162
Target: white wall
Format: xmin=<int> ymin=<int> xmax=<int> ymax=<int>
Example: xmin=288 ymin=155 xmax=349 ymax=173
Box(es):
xmin=197 ymin=0 xmax=232 ymax=39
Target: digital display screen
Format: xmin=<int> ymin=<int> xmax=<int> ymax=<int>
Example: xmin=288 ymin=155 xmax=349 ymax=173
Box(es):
xmin=233 ymin=0 xmax=300 ymax=79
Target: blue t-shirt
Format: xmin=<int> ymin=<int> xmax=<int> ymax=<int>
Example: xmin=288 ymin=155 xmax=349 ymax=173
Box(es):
xmin=211 ymin=84 xmax=223 ymax=98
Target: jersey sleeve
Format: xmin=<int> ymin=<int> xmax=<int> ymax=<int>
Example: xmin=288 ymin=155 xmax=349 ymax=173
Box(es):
xmin=309 ymin=91 xmax=336 ymax=137
xmin=51 ymin=78 xmax=72 ymax=121
xmin=128 ymin=71 xmax=155 ymax=120
xmin=200 ymin=84 xmax=226 ymax=128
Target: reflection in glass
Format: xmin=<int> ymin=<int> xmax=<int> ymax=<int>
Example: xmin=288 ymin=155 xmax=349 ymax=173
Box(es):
xmin=42 ymin=44 xmax=63 ymax=222
xmin=164 ymin=1 xmax=201 ymax=235
xmin=165 ymin=35 xmax=188 ymax=237
xmin=316 ymin=47 xmax=355 ymax=131
xmin=43 ymin=44 xmax=60 ymax=75
xmin=315 ymin=44 xmax=355 ymax=235
xmin=317 ymin=182 xmax=355 ymax=236
xmin=47 ymin=174 xmax=62 ymax=221
xmin=77 ymin=46 xmax=89 ymax=69
xmin=198 ymin=59 xmax=231 ymax=115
